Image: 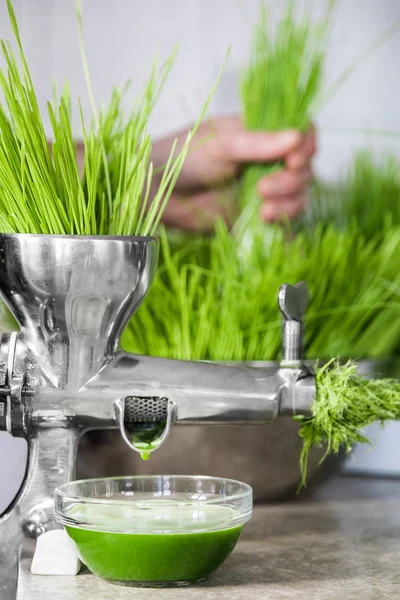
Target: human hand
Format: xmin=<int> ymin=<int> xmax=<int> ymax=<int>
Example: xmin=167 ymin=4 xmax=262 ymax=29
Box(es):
xmin=151 ymin=115 xmax=316 ymax=232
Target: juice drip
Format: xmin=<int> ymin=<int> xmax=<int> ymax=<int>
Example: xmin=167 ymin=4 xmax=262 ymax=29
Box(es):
xmin=127 ymin=420 xmax=167 ymax=460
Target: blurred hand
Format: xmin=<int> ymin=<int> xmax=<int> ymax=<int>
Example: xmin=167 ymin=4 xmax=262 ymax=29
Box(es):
xmin=151 ymin=115 xmax=316 ymax=232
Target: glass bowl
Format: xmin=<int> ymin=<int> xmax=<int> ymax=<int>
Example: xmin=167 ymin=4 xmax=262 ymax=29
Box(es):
xmin=54 ymin=475 xmax=253 ymax=587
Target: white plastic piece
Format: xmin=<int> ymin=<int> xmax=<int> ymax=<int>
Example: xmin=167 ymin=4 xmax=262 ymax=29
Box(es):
xmin=31 ymin=529 xmax=82 ymax=575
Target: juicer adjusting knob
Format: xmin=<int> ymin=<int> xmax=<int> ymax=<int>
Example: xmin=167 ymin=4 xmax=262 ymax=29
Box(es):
xmin=278 ymin=282 xmax=309 ymax=364
xmin=278 ymin=281 xmax=309 ymax=322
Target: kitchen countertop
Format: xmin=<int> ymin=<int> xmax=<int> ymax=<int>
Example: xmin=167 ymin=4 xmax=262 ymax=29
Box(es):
xmin=16 ymin=475 xmax=400 ymax=600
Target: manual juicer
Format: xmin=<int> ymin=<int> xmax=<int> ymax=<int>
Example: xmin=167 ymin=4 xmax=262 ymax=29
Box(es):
xmin=0 ymin=233 xmax=315 ymax=599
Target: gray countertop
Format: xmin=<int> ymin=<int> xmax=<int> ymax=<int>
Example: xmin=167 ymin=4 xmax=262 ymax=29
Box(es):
xmin=17 ymin=475 xmax=400 ymax=600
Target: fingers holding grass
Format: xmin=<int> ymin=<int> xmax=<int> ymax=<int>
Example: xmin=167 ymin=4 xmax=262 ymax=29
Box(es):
xmin=160 ymin=189 xmax=235 ymax=232
xmin=286 ymin=128 xmax=317 ymax=170
xmin=261 ymin=192 xmax=308 ymax=222
xmin=257 ymin=132 xmax=314 ymax=222
xmin=226 ymin=129 xmax=302 ymax=164
xmin=258 ymin=165 xmax=313 ymax=197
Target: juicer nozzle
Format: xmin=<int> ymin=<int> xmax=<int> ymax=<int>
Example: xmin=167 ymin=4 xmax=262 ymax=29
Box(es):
xmin=114 ymin=396 xmax=176 ymax=456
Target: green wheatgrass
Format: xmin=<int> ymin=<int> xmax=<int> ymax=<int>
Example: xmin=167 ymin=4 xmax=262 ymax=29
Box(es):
xmin=304 ymin=150 xmax=400 ymax=238
xmin=0 ymin=0 xmax=226 ymax=237
xmin=123 ymin=222 xmax=400 ymax=362
xmin=237 ymin=0 xmax=400 ymax=246
xmin=237 ymin=0 xmax=334 ymax=234
xmin=297 ymin=361 xmax=400 ymax=487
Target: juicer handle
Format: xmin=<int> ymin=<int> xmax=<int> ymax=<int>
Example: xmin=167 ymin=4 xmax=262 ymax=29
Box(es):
xmin=278 ymin=282 xmax=309 ymax=364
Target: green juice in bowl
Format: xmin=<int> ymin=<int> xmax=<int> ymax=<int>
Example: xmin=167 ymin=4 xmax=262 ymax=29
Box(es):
xmin=55 ymin=475 xmax=252 ymax=587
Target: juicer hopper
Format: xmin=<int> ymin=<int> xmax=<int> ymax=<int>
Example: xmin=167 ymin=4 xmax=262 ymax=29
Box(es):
xmin=0 ymin=234 xmax=315 ymax=600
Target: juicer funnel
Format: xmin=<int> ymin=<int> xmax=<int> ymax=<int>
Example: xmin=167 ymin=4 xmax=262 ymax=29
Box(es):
xmin=0 ymin=234 xmax=158 ymax=390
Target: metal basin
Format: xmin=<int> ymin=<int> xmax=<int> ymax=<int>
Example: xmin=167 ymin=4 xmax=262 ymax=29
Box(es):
xmin=78 ymin=358 xmax=400 ymax=502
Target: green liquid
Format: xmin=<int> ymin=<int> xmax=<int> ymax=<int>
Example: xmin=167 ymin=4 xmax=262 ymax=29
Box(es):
xmin=64 ymin=504 xmax=242 ymax=585
xmin=127 ymin=421 xmax=166 ymax=460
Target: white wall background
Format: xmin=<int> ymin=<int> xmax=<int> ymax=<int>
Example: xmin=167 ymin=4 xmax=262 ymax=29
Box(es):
xmin=1 ymin=0 xmax=400 ymax=512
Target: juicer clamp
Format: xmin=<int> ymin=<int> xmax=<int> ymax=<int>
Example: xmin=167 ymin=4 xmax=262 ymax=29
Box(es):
xmin=0 ymin=331 xmax=29 ymax=436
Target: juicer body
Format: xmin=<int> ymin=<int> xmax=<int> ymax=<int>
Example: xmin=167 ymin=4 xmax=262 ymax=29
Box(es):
xmin=0 ymin=234 xmax=315 ymax=600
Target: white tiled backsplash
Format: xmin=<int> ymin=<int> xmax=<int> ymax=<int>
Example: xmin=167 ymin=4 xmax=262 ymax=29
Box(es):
xmin=0 ymin=0 xmax=400 ymax=513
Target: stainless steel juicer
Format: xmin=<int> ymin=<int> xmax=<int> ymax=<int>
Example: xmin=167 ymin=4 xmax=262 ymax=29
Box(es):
xmin=0 ymin=233 xmax=315 ymax=599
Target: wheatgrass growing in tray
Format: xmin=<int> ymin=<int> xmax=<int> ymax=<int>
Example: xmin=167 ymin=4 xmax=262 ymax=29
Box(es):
xmin=123 ymin=221 xmax=400 ymax=362
xmin=305 ymin=150 xmax=400 ymax=238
